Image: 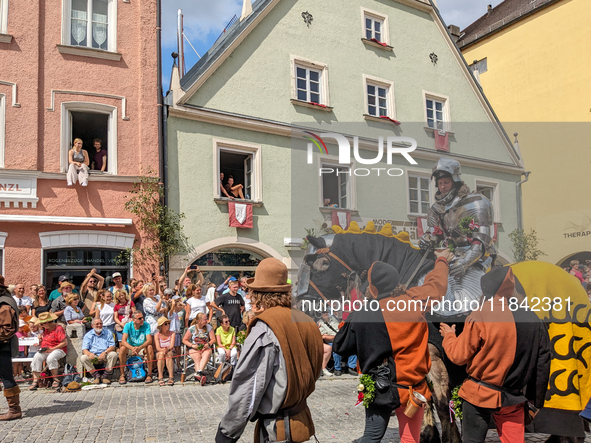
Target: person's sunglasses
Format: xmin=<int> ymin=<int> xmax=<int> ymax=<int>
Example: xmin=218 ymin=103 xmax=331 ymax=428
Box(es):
xmin=137 ymin=317 xmax=144 ymax=320
xmin=223 ymin=321 xmax=230 ymax=324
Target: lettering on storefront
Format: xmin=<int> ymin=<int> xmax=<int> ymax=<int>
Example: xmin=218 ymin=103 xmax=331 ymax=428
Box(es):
xmin=564 ymin=231 xmax=591 ymax=239
xmin=0 ymin=183 xmax=23 ymax=191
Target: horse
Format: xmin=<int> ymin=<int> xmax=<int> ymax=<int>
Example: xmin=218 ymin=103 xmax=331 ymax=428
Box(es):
xmin=298 ymin=223 xmax=591 ymax=443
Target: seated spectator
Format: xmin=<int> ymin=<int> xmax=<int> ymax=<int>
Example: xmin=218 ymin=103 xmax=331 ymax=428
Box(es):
xmin=319 ymin=310 xmax=357 ymax=377
xmin=81 ymin=318 xmax=117 ymax=384
xmin=18 ymin=306 xmax=28 ymax=322
xmin=142 ymin=283 xmax=161 ymax=334
xmin=182 ymin=313 xmax=214 ymax=386
xmin=216 ymin=315 xmax=238 ymax=366
xmin=91 ymin=138 xmax=107 ymax=172
xmin=30 ymin=313 xmax=67 ymax=390
xmin=27 ymin=318 xmax=40 ymax=359
xmin=220 ymin=172 xmax=234 ymax=199
xmin=67 ymin=138 xmax=90 ymax=186
xmin=13 ymin=320 xmax=27 ymax=380
xmin=119 ymin=311 xmax=154 ymax=384
xmin=64 ymin=293 xmax=89 ymax=326
xmin=224 ymin=175 xmax=245 ymax=199
xmin=114 ymin=289 xmax=135 ymax=342
xmin=154 ymin=317 xmax=176 ymax=386
xmin=96 ymin=290 xmax=116 ymax=337
xmin=49 ymin=275 xmax=78 ymax=302
xmin=32 ymin=285 xmax=51 ymax=318
xmin=12 ymin=284 xmax=32 ymax=314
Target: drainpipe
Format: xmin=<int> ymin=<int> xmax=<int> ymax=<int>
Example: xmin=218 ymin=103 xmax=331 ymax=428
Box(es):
xmin=156 ymin=0 xmax=168 ymax=279
xmin=516 ymin=171 xmax=531 ymax=232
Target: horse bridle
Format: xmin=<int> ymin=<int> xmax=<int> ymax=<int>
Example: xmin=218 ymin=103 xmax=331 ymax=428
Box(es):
xmin=309 ymin=250 xmax=354 ymax=301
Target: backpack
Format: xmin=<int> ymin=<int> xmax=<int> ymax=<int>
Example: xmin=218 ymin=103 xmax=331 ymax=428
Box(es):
xmin=0 ymin=298 xmax=18 ymax=341
xmin=62 ymin=364 xmax=82 ymax=386
xmin=124 ymin=356 xmax=146 ymax=382
xmin=213 ymin=362 xmax=233 ymax=384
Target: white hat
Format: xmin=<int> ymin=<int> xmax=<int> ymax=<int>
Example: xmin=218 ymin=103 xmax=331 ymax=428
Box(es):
xmin=19 ymin=319 xmax=26 ymax=328
xmin=112 ymin=272 xmax=122 ymax=278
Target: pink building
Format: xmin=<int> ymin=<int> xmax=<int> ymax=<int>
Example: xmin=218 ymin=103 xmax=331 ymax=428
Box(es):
xmin=0 ymin=0 xmax=159 ymax=288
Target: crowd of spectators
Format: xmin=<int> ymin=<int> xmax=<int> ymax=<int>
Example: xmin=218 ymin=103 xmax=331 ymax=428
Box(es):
xmin=5 ymin=265 xmax=254 ymax=388
xmin=563 ymin=259 xmax=591 ymax=300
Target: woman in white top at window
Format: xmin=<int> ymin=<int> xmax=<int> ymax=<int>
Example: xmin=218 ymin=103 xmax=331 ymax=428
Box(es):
xmin=96 ymin=291 xmax=116 ymax=337
xmin=142 ymin=283 xmax=162 ymax=334
xmin=184 ymin=284 xmax=208 ymax=328
xmin=67 ymin=138 xmax=90 ymax=186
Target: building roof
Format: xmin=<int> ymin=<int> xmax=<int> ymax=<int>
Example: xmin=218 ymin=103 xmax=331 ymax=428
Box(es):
xmin=180 ymin=0 xmax=273 ymax=91
xmin=457 ymin=0 xmax=561 ymax=49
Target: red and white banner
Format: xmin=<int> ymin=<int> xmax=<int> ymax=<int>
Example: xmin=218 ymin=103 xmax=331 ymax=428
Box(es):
xmin=331 ymin=211 xmax=351 ymax=230
xmin=435 ymin=130 xmax=449 ymax=151
xmin=229 ymin=202 xmax=253 ymax=228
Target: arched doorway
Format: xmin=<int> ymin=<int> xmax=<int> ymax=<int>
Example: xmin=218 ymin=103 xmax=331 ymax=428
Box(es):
xmin=188 ymin=247 xmax=267 ymax=287
xmin=557 ymin=251 xmax=591 ymax=270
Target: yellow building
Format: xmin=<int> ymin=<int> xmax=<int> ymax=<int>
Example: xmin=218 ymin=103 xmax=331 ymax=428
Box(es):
xmin=456 ymin=0 xmax=591 ymax=267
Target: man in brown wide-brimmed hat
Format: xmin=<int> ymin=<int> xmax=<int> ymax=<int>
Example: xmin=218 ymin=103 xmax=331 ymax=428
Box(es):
xmin=215 ymin=258 xmax=323 ymax=443
xmin=0 ymin=275 xmax=22 ymax=420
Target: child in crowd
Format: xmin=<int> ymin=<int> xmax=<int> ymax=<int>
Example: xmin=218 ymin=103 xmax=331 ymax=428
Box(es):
xmin=168 ymin=295 xmax=184 ymax=372
xmin=13 ymin=320 xmax=28 ymax=379
xmin=27 ymin=318 xmax=41 ymax=360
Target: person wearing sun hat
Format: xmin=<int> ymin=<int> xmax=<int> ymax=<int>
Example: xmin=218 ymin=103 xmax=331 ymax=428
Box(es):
xmin=29 ymin=311 xmax=68 ymax=390
xmin=0 ymin=275 xmax=22 ymax=420
xmin=51 ymin=280 xmax=84 ymax=324
xmin=215 ymin=258 xmax=323 ymax=443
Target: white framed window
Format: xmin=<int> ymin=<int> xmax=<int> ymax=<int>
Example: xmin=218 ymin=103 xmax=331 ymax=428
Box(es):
xmin=0 ymin=94 xmax=5 ymax=168
xmin=407 ymin=173 xmax=431 ymax=216
xmin=475 ymin=178 xmax=501 ymax=223
xmin=214 ymin=139 xmax=262 ymax=203
xmin=60 ymin=102 xmax=118 ymax=174
xmin=62 ymin=0 xmax=117 ymax=52
xmin=319 ymin=159 xmax=355 ymax=210
xmin=0 ymin=0 xmax=8 ymax=35
xmin=361 ymin=7 xmax=389 ymax=45
xmin=423 ymin=91 xmax=451 ymax=132
xmin=290 ymin=55 xmax=330 ymax=107
xmin=363 ymin=75 xmax=395 ymax=119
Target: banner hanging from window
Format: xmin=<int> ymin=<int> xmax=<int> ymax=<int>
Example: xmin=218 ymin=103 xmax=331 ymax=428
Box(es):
xmin=229 ymin=202 xmax=253 ymax=228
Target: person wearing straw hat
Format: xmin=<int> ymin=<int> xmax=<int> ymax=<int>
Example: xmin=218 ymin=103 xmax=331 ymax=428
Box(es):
xmin=154 ymin=316 xmax=175 ymax=386
xmin=215 ymin=258 xmax=323 ymax=443
xmin=29 ymin=312 xmax=68 ymax=390
xmin=0 ymin=275 xmax=22 ymax=420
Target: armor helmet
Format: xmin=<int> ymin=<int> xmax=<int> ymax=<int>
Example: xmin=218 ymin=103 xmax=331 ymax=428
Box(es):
xmin=432 ymin=157 xmax=462 ymax=183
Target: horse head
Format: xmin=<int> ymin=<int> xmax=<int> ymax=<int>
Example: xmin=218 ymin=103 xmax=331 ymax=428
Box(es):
xmin=298 ymin=235 xmax=353 ymax=301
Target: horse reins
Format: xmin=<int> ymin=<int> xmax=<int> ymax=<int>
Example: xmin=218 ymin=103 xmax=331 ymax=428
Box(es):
xmin=309 ymin=250 xmax=353 ymax=301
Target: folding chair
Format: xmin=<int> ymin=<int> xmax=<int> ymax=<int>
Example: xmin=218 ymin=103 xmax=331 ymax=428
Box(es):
xmin=182 ymin=343 xmax=219 ymax=381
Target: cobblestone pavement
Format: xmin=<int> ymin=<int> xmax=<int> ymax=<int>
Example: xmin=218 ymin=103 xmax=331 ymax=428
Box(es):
xmin=2 ymin=376 xmax=589 ymax=443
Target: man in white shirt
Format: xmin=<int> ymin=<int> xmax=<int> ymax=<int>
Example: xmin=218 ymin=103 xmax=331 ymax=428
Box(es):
xmin=12 ymin=284 xmax=32 ymax=314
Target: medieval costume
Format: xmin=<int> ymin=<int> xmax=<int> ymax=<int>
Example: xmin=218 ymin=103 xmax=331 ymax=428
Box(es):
xmin=215 ymin=258 xmax=323 ymax=443
xmin=441 ymin=267 xmax=551 ymax=443
xmin=419 ymin=157 xmax=496 ymax=316
xmin=333 ymin=256 xmax=450 ymax=443
xmin=0 ymin=275 xmax=22 ymax=420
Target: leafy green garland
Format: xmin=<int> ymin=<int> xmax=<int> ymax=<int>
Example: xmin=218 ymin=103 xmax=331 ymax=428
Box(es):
xmin=458 ymin=217 xmax=480 ymax=235
xmin=450 ymin=385 xmax=463 ymax=420
xmin=357 ymin=374 xmax=376 ymax=408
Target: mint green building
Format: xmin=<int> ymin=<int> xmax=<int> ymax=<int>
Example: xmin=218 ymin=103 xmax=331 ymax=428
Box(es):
xmin=165 ymin=0 xmax=524 ymax=283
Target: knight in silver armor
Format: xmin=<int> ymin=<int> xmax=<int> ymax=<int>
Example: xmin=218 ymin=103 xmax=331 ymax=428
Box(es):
xmin=419 ymin=157 xmax=496 ymax=316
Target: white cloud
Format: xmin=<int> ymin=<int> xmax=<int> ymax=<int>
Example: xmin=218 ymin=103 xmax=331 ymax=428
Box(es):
xmin=161 ymin=0 xmax=243 ymax=47
xmin=437 ymin=0 xmax=503 ymax=30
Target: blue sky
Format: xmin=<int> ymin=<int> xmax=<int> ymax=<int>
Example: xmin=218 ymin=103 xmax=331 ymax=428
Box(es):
xmin=161 ymin=0 xmax=503 ymax=91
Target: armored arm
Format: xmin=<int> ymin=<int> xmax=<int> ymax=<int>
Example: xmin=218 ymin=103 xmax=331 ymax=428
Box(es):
xmin=419 ymin=208 xmax=443 ymax=250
